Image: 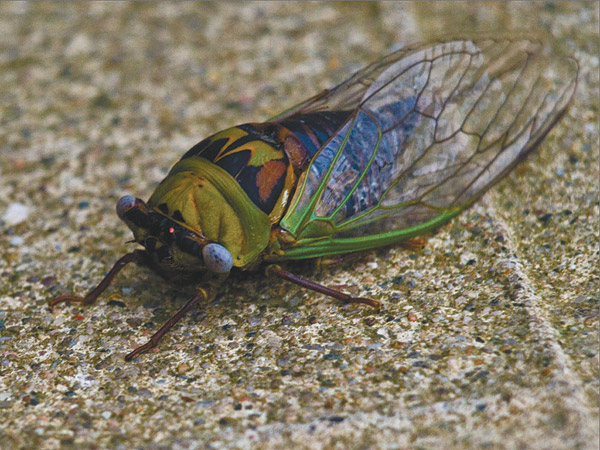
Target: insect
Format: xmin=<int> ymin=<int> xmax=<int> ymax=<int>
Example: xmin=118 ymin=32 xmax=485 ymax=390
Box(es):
xmin=50 ymin=38 xmax=578 ymax=360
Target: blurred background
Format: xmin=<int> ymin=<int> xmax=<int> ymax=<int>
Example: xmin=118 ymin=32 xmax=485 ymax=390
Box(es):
xmin=0 ymin=2 xmax=598 ymax=449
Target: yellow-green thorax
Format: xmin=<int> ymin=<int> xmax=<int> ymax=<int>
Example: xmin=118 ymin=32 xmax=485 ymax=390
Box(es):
xmin=147 ymin=157 xmax=271 ymax=268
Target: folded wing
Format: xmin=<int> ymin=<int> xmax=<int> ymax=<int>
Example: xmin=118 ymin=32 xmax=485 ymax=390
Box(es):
xmin=278 ymin=39 xmax=578 ymax=258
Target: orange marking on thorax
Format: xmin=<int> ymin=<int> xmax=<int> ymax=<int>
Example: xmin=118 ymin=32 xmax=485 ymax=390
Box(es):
xmin=256 ymin=160 xmax=287 ymax=203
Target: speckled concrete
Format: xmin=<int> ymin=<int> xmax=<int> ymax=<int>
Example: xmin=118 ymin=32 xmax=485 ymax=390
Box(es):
xmin=0 ymin=2 xmax=598 ymax=449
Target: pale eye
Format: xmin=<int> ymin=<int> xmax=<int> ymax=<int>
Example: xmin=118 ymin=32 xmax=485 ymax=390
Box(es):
xmin=116 ymin=195 xmax=136 ymax=219
xmin=202 ymin=243 xmax=233 ymax=273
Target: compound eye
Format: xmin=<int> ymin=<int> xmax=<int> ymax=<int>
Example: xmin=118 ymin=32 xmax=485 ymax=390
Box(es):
xmin=202 ymin=243 xmax=233 ymax=273
xmin=116 ymin=195 xmax=137 ymax=219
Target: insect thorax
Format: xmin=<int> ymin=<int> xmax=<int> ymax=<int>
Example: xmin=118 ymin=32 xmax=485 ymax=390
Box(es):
xmin=145 ymin=111 xmax=350 ymax=268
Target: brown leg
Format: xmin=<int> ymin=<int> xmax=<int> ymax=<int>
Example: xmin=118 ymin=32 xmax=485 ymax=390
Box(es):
xmin=318 ymin=238 xmax=425 ymax=268
xmin=49 ymin=251 xmax=143 ymax=310
xmin=125 ymin=287 xmax=212 ymax=361
xmin=266 ymin=265 xmax=380 ymax=309
xmin=400 ymin=237 xmax=426 ymax=250
xmin=318 ymin=250 xmax=372 ymax=268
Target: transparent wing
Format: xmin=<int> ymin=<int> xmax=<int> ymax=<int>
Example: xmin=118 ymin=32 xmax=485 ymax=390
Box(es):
xmin=279 ymin=39 xmax=578 ymax=259
xmin=270 ymin=41 xmax=451 ymax=121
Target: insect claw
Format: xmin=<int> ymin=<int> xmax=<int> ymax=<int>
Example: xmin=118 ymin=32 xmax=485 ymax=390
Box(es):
xmin=48 ymin=295 xmax=89 ymax=310
xmin=347 ymin=297 xmax=381 ymax=310
xmin=125 ymin=340 xmax=156 ymax=361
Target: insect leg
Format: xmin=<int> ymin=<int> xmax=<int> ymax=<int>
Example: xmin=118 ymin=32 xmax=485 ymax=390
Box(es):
xmin=266 ymin=265 xmax=380 ymax=309
xmin=49 ymin=251 xmax=145 ymax=310
xmin=125 ymin=286 xmax=214 ymax=361
xmin=400 ymin=238 xmax=426 ymax=250
xmin=317 ymin=250 xmax=372 ymax=268
xmin=318 ymin=238 xmax=425 ymax=269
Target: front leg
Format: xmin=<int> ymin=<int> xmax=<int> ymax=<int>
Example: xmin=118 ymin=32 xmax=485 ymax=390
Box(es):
xmin=49 ymin=250 xmax=147 ymax=309
xmin=125 ymin=284 xmax=217 ymax=361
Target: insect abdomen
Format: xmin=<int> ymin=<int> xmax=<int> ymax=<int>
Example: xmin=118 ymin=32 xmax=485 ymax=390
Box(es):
xmin=278 ymin=110 xmax=351 ymax=165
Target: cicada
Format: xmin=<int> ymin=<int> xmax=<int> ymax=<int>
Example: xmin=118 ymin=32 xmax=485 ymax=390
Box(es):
xmin=50 ymin=39 xmax=578 ymax=360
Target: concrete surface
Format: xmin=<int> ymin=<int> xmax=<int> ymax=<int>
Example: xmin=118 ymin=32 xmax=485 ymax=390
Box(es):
xmin=0 ymin=2 xmax=598 ymax=449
